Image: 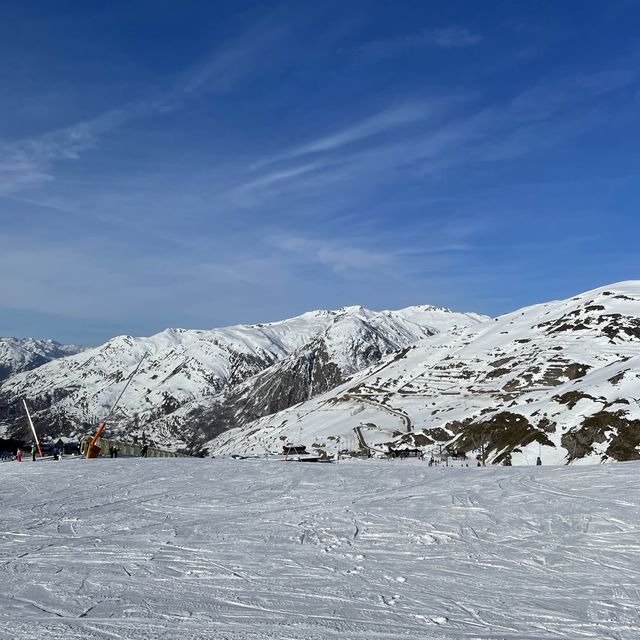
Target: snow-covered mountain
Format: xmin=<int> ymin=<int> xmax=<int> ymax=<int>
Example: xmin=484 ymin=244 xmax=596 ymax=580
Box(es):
xmin=166 ymin=305 xmax=486 ymax=443
xmin=0 ymin=337 xmax=83 ymax=382
xmin=210 ymin=282 xmax=640 ymax=465
xmin=0 ymin=305 xmax=483 ymax=449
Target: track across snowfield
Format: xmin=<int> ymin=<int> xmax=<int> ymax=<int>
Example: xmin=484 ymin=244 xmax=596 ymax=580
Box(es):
xmin=1 ymin=458 xmax=639 ymax=639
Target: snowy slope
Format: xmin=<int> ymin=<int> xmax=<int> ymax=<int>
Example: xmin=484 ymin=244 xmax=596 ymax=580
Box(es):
xmin=0 ymin=305 xmax=481 ymax=449
xmin=159 ymin=305 xmax=486 ymax=442
xmin=2 ymin=457 xmax=639 ymax=639
xmin=210 ymin=282 xmax=640 ymax=465
xmin=0 ymin=337 xmax=83 ymax=381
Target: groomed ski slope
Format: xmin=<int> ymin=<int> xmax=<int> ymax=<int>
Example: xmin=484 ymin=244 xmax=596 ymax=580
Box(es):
xmin=1 ymin=458 xmax=639 ymax=639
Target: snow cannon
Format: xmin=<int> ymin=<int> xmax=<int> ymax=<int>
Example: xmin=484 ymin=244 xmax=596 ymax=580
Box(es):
xmin=85 ymin=353 xmax=148 ymax=460
xmin=85 ymin=443 xmax=101 ymax=458
xmin=86 ymin=420 xmax=106 ymax=459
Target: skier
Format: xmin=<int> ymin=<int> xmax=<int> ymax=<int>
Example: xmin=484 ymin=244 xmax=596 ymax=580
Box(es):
xmin=140 ymin=444 xmax=148 ymax=458
xmin=536 ymin=456 xmax=542 ymax=466
xmin=31 ymin=443 xmax=36 ymax=461
xmin=16 ymin=447 xmax=22 ymax=462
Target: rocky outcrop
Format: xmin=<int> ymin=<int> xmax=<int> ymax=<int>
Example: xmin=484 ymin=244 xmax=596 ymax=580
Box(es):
xmin=209 ymin=281 xmax=640 ymax=464
xmin=0 ymin=338 xmax=83 ymax=382
xmin=0 ymin=305 xmax=482 ymax=450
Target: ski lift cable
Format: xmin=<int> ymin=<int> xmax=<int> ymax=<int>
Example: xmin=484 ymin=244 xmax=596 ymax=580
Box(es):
xmin=87 ymin=353 xmax=148 ymax=453
xmin=19 ymin=349 xmax=101 ymax=402
xmin=15 ymin=351 xmax=136 ymax=458
xmin=104 ymin=352 xmax=148 ymax=423
xmin=15 ymin=348 xmax=129 ymax=440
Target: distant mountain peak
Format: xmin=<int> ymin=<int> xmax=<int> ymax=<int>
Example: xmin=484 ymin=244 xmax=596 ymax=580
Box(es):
xmin=0 ymin=337 xmax=84 ymax=382
xmin=205 ymin=283 xmax=640 ymax=465
xmin=0 ymin=302 xmax=483 ymax=449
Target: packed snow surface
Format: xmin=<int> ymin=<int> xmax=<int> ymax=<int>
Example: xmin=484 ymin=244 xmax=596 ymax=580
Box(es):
xmin=1 ymin=458 xmax=639 ymax=640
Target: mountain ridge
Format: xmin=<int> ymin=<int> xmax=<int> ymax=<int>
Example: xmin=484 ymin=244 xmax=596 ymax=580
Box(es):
xmin=208 ymin=281 xmax=640 ymax=464
xmin=0 ymin=303 xmax=483 ymax=449
xmin=0 ymin=337 xmax=84 ymax=382
xmin=3 ymin=283 xmax=638 ymax=465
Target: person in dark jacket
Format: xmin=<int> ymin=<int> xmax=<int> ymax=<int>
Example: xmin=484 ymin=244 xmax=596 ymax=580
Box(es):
xmin=140 ymin=444 xmax=148 ymax=458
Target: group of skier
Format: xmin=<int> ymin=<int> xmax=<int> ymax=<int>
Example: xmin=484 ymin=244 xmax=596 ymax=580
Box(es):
xmin=11 ymin=442 xmax=151 ymax=460
xmin=108 ymin=443 xmax=148 ymax=457
xmin=13 ymin=443 xmax=60 ymax=462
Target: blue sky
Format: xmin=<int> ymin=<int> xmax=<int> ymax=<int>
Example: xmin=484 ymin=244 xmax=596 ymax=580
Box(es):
xmin=1 ymin=0 xmax=638 ymax=344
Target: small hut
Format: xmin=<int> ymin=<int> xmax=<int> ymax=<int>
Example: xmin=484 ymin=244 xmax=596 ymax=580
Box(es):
xmin=388 ymin=448 xmax=421 ymax=459
xmin=282 ymin=445 xmax=307 ymax=456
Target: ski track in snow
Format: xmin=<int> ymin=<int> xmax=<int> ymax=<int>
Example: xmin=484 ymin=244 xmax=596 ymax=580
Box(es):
xmin=1 ymin=458 xmax=639 ymax=639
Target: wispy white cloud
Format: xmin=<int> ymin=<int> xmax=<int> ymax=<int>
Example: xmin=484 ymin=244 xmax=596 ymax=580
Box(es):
xmin=0 ymin=19 xmax=290 ymax=195
xmin=0 ymin=108 xmax=131 ymax=193
xmin=255 ymin=103 xmax=432 ymax=168
xmin=181 ymin=25 xmax=288 ymax=96
xmin=267 ymin=233 xmax=395 ymax=278
xmin=510 ymin=67 xmax=638 ymax=119
xmin=231 ymin=162 xmax=326 ymax=196
xmin=358 ymin=26 xmax=482 ymax=59
xmin=222 ymin=57 xmax=640 ymax=211
xmin=266 ymin=231 xmax=471 ymax=280
xmin=3 ymin=13 xmax=638 ymax=342
xmin=221 ymin=109 xmax=486 ymax=207
xmin=422 ymin=27 xmax=483 ymax=48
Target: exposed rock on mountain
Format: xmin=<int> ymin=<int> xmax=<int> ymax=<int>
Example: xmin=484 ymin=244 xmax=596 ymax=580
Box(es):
xmin=210 ymin=282 xmax=640 ymax=464
xmin=178 ymin=306 xmax=484 ymax=442
xmin=0 ymin=305 xmax=482 ymax=449
xmin=0 ymin=338 xmax=83 ymax=382
xmin=7 ymin=283 xmax=637 ymax=465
